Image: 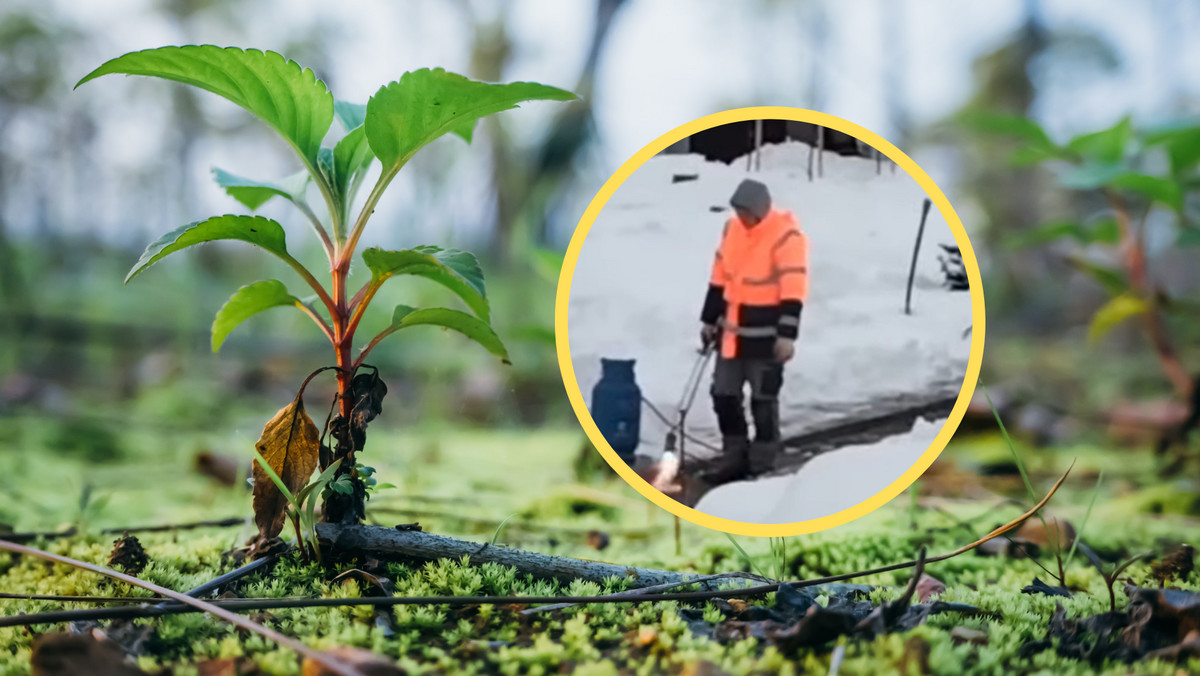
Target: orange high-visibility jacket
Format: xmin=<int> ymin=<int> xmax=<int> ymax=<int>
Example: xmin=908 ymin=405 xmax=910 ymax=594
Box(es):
xmin=700 ymin=208 xmax=809 ymax=359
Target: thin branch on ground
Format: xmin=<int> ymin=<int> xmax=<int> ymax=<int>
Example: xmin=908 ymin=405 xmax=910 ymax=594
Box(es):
xmin=0 ymin=467 xmax=1069 ymax=629
xmin=4 ymin=517 xmax=248 ymax=544
xmin=0 ymin=539 xmax=364 ymax=676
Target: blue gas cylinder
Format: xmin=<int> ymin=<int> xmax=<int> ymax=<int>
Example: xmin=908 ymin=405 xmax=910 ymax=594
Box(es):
xmin=591 ymin=358 xmax=641 ymax=464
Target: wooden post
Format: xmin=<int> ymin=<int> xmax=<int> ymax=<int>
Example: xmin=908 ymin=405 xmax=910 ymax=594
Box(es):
xmin=905 ymin=198 xmax=933 ymax=315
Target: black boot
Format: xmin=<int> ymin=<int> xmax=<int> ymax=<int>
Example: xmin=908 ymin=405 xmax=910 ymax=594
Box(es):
xmin=705 ymin=436 xmax=750 ymax=484
xmin=749 ymin=440 xmax=781 ymax=476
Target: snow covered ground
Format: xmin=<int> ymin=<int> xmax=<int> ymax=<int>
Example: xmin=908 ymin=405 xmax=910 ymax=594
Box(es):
xmin=567 ymin=142 xmax=973 ymax=521
xmin=694 ymin=418 xmax=943 ymax=524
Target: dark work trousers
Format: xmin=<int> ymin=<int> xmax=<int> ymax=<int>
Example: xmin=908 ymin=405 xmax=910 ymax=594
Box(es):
xmin=710 ymin=356 xmax=784 ymax=443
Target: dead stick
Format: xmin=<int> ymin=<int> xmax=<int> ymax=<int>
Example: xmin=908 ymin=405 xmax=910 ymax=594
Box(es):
xmin=4 ymin=516 xmax=247 ymax=544
xmin=318 ymin=523 xmax=720 ymax=588
xmin=0 ymin=539 xmax=364 ymax=676
xmin=0 ymin=469 xmax=1069 ymax=629
xmin=521 ymin=571 xmax=778 ymax=616
xmin=320 ymin=465 xmax=1067 ymax=590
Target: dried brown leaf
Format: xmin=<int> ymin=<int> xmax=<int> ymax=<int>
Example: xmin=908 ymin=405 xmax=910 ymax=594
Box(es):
xmin=31 ymin=633 xmax=148 ymax=676
xmin=252 ymin=396 xmax=320 ymax=539
xmin=915 ymin=573 xmax=945 ymax=603
xmin=301 ymin=647 xmax=403 ymax=676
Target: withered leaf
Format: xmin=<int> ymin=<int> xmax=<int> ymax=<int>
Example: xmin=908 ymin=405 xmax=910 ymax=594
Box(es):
xmin=300 ymin=646 xmax=403 ymax=676
xmin=1022 ymin=577 xmax=1071 ymax=598
xmin=31 ymin=633 xmax=149 ymax=676
xmin=252 ymin=395 xmax=320 ymax=539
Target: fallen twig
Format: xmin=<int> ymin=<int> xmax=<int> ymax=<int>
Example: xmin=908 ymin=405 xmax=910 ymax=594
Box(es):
xmin=177 ymin=553 xmax=276 ymax=600
xmin=0 ymin=539 xmax=364 ymax=676
xmin=317 ymin=522 xmax=717 ymax=588
xmin=520 ymin=571 xmax=775 ymax=616
xmin=4 ymin=516 xmax=248 ymax=544
xmin=366 ymin=506 xmax=656 ymax=538
xmin=0 ymin=468 xmax=1071 ymax=630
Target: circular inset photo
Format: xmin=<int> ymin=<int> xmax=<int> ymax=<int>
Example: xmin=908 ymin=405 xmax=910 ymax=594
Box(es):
xmin=557 ymin=108 xmax=984 ymax=536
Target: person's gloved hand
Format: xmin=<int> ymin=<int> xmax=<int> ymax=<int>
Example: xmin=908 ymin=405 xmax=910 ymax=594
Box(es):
xmin=773 ymin=337 xmax=795 ymax=363
xmin=700 ymin=323 xmax=719 ymax=348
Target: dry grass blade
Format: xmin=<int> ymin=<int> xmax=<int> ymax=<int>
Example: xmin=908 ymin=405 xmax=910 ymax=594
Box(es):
xmin=928 ymin=461 xmax=1074 ymax=563
xmin=0 ymin=539 xmax=365 ymax=676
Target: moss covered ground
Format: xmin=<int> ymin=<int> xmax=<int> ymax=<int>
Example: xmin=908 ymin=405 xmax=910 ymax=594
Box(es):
xmin=0 ymin=409 xmax=1197 ymax=675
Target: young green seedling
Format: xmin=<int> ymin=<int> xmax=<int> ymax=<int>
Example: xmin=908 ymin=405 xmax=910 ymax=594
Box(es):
xmin=252 ymin=451 xmax=341 ymax=562
xmin=76 ymin=46 xmax=576 ymax=537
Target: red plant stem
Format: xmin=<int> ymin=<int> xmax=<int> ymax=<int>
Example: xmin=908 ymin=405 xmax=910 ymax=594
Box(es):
xmin=342 ymin=280 xmax=381 ymax=344
xmin=1107 ymin=190 xmax=1192 ymax=398
xmin=331 ymin=259 xmax=354 ymax=424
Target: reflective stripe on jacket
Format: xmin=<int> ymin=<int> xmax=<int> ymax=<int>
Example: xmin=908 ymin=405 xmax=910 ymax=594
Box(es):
xmin=700 ymin=208 xmax=808 ymax=359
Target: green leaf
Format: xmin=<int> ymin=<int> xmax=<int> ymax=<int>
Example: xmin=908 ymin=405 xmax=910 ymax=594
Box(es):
xmin=364 ymin=68 xmax=575 ymax=177
xmin=1109 ymin=174 xmax=1184 ymax=211
xmin=1144 ymin=121 xmax=1200 ymax=174
xmin=1005 ymin=218 xmax=1121 ymax=250
xmin=1088 ymin=293 xmax=1147 ymax=343
xmin=1004 ymin=221 xmax=1085 ymax=249
xmin=1065 ymin=256 xmax=1128 ymax=296
xmin=212 ymin=280 xmax=302 ymax=352
xmin=252 ymin=447 xmax=297 ymax=507
xmin=959 ymin=112 xmax=1059 ymax=151
xmin=298 ymin=459 xmax=342 ymax=537
xmin=1177 ymin=228 xmax=1200 ymax=247
xmin=529 ymin=247 xmax=565 ymax=283
xmin=77 ymin=45 xmax=334 ymax=167
xmin=332 ymin=124 xmax=374 ymax=201
xmin=126 ymin=215 xmax=291 ymax=284
xmin=362 ymin=246 xmax=489 ymax=321
xmin=508 ymin=324 xmax=556 ymax=347
xmin=212 ymin=167 xmax=309 ymax=211
xmin=377 ymin=304 xmax=510 ymax=364
xmin=1066 ymin=116 xmax=1130 ymax=164
xmin=1059 ymin=162 xmax=1129 ymax=189
xmin=1059 ymin=165 xmax=1184 ymax=211
xmin=334 ymin=100 xmax=367 ymax=130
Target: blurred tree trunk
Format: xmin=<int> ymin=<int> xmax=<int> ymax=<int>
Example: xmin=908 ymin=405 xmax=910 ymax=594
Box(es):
xmin=464 ymin=0 xmax=627 ymax=266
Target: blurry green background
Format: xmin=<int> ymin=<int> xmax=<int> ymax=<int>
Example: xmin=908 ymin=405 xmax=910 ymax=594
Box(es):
xmin=1 ymin=0 xmax=1199 ymax=532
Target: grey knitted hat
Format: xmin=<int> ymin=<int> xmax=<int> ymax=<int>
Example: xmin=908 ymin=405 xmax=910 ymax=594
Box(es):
xmin=730 ymin=179 xmax=772 ymax=219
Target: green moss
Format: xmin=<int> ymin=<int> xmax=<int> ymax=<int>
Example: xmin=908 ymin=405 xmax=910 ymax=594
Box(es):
xmin=0 ymin=428 xmax=1198 ymax=674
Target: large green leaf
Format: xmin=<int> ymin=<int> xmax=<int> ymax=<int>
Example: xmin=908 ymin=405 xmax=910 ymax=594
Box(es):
xmin=1145 ymin=120 xmax=1200 ymax=174
xmin=1109 ymin=174 xmax=1184 ymax=211
xmin=77 ymin=45 xmax=333 ymax=167
xmin=377 ymin=305 xmax=509 ymax=364
xmin=364 ymin=68 xmax=575 ymax=176
xmin=212 ymin=280 xmax=302 ymax=352
xmin=1059 ymin=162 xmax=1129 ymax=189
xmin=362 ymin=246 xmax=489 ymax=321
xmin=212 ymin=167 xmax=309 ymax=211
xmin=126 ymin=215 xmax=290 ymax=283
xmin=1088 ymin=293 xmax=1147 ymax=343
xmin=959 ymin=112 xmax=1058 ymax=151
xmin=1066 ymin=116 xmax=1131 ymax=164
xmin=1059 ymin=164 xmax=1184 ymax=210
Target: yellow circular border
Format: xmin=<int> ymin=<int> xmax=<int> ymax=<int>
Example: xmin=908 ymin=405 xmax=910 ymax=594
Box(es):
xmin=556 ymin=107 xmax=985 ymax=537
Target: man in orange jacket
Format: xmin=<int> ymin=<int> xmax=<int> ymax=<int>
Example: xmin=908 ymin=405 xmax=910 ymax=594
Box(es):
xmin=699 ymin=179 xmax=809 ymax=482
